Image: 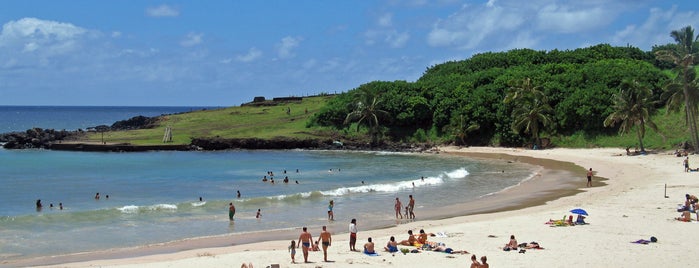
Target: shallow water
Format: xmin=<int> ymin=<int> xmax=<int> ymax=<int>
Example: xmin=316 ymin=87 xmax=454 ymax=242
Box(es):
xmin=0 ymin=149 xmax=535 ymax=261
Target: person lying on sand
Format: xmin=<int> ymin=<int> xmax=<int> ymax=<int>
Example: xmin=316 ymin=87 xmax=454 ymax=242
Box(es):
xmin=433 ymin=245 xmax=469 ymax=254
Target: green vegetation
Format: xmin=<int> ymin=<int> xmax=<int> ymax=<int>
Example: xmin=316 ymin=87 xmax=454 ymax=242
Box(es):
xmin=92 ymin=26 xmax=699 ymax=151
xmin=85 ymin=96 xmax=332 ymax=145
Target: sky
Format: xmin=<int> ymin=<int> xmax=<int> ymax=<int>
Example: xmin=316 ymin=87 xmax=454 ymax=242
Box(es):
xmin=0 ymin=0 xmax=697 ymax=106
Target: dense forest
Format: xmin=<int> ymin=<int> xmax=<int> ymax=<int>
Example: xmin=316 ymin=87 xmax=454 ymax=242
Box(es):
xmin=308 ymin=26 xmax=699 ymax=151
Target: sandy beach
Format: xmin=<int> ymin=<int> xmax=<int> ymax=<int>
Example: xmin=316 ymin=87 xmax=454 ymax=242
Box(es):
xmin=18 ymin=147 xmax=699 ymax=268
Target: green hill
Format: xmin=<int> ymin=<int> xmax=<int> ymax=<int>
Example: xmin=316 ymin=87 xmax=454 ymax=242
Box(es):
xmin=84 ymin=96 xmax=333 ymax=145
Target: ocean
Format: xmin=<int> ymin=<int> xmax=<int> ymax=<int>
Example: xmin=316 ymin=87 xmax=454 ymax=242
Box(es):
xmin=0 ymin=106 xmax=539 ymax=263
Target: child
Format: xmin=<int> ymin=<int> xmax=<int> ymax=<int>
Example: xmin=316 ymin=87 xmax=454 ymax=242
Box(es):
xmin=289 ymin=240 xmax=296 ymax=263
xmin=405 ymin=206 xmax=409 ymax=218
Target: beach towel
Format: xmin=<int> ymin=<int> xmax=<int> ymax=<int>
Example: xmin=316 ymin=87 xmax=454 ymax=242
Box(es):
xmin=631 ymin=239 xmax=652 ymax=244
xmin=364 ymin=252 xmax=379 ymax=256
xmin=435 ymin=232 xmax=448 ymax=238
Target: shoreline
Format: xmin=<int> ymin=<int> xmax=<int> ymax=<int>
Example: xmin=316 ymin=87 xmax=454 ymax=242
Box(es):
xmin=6 ymin=147 xmax=597 ymax=267
xmin=9 ymin=146 xmax=697 ymax=267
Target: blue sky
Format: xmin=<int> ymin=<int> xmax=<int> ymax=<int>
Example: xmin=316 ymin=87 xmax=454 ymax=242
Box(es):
xmin=0 ymin=0 xmax=696 ymax=106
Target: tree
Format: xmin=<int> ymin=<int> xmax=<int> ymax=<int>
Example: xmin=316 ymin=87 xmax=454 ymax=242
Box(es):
xmin=344 ymin=86 xmax=390 ymax=146
xmin=446 ymin=114 xmax=480 ymax=146
xmin=656 ymin=25 xmax=699 ymax=151
xmin=603 ymin=80 xmax=661 ymax=152
xmin=505 ymin=78 xmax=553 ymax=148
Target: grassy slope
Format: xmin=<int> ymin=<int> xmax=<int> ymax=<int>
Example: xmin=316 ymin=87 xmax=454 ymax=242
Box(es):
xmin=553 ymin=108 xmax=688 ymax=150
xmin=85 ymin=96 xmax=333 ymax=145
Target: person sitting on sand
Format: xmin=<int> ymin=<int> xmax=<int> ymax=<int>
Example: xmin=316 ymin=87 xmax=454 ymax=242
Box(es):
xmin=481 ymin=256 xmax=489 ymax=268
xmin=470 ymin=255 xmax=481 ymax=268
xmin=241 ymin=263 xmax=253 ymax=268
xmin=417 ymin=229 xmax=429 ymax=244
xmin=504 ymin=235 xmax=518 ymax=251
xmin=399 ymin=230 xmax=417 ymax=246
xmin=364 ymin=237 xmax=376 ymax=254
xmin=311 ymin=241 xmax=321 ymax=251
xmin=384 ymin=236 xmax=398 ymax=253
xmin=677 ymin=210 xmax=692 ymax=222
xmin=576 ymin=214 xmax=586 ymax=225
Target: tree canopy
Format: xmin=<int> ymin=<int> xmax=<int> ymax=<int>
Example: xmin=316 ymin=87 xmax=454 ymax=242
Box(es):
xmin=309 ymin=43 xmax=673 ymax=147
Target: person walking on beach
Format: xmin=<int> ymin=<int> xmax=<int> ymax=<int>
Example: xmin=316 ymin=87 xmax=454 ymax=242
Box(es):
xmin=288 ymin=240 xmax=296 ymax=263
xmin=318 ymin=225 xmax=332 ymax=262
xmin=228 ymin=202 xmax=236 ymax=221
xmin=586 ymin=168 xmax=593 ymax=187
xmin=684 ymin=157 xmax=690 ymax=172
xmin=297 ymin=226 xmax=313 ymax=263
xmin=328 ymin=200 xmax=334 ymax=220
xmin=408 ymin=195 xmax=416 ymax=219
xmin=394 ymin=197 xmax=403 ymax=219
xmin=349 ymin=218 xmax=358 ymax=251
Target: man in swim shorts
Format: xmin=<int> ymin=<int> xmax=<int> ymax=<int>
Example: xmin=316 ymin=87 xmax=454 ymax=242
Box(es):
xmin=318 ymin=225 xmax=332 ymax=262
xmin=586 ymin=168 xmax=593 ymax=187
xmin=297 ymin=226 xmax=313 ymax=263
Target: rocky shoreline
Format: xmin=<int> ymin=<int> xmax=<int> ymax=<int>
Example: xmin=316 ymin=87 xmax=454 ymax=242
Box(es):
xmin=0 ymin=128 xmax=438 ymax=153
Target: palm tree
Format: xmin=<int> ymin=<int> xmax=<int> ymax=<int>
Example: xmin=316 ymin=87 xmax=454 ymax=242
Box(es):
xmin=448 ymin=114 xmax=480 ymax=146
xmin=504 ymin=77 xmax=545 ymax=105
xmin=344 ymin=87 xmax=390 ymax=146
xmin=510 ymin=97 xmax=553 ymax=148
xmin=656 ymin=25 xmax=699 ymax=151
xmin=505 ymin=78 xmax=553 ymax=148
xmin=604 ymin=80 xmax=661 ymax=152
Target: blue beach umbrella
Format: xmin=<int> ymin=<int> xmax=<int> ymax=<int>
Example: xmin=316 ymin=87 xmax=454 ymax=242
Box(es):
xmin=570 ymin=208 xmax=588 ymax=216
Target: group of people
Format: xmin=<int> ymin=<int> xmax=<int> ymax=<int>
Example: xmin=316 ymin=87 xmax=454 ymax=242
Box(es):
xmin=261 ymin=169 xmax=301 ymax=184
xmin=677 ymin=193 xmax=699 ymax=222
xmin=393 ymin=195 xmax=416 ymax=219
xmin=292 ymin=225 xmax=333 ymax=263
xmin=35 ymin=192 xmax=111 ymax=212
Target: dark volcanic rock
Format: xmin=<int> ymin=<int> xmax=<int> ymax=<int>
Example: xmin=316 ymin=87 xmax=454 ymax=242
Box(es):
xmin=110 ymin=116 xmax=158 ymax=130
xmin=0 ymin=128 xmax=75 ymax=149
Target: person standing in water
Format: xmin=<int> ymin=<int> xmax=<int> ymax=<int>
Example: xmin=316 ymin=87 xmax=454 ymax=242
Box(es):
xmin=228 ymin=202 xmax=236 ymax=221
xmin=587 ymin=168 xmax=593 ymax=187
xmin=327 ymin=200 xmax=334 ymax=220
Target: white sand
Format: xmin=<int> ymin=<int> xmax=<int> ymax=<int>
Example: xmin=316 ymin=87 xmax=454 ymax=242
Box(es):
xmin=31 ymin=147 xmax=698 ymax=268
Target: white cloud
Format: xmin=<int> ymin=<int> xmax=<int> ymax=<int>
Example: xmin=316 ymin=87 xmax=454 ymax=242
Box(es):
xmin=146 ymin=5 xmax=180 ymax=17
xmin=0 ymin=17 xmax=88 ymax=55
xmin=365 ymin=12 xmax=410 ymax=48
xmin=111 ymin=31 xmax=122 ymax=38
xmin=276 ymin=36 xmax=302 ymax=59
xmin=386 ymin=31 xmax=410 ymax=48
xmin=378 ymin=13 xmax=393 ymax=27
xmin=180 ymin=32 xmax=203 ymax=47
xmin=535 ymin=4 xmax=613 ymax=33
xmin=236 ymin=47 xmax=262 ymax=62
xmin=427 ymin=3 xmax=527 ymax=50
xmin=611 ymin=6 xmax=699 ymax=50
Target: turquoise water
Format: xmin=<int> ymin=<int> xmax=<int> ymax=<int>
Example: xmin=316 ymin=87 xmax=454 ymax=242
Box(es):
xmin=0 ymin=148 xmax=535 ymax=261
